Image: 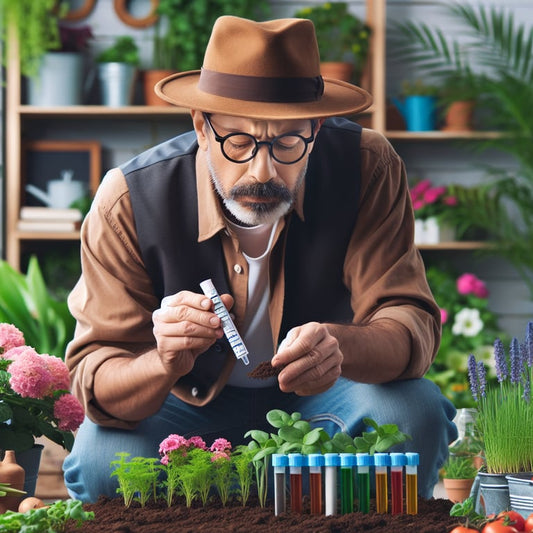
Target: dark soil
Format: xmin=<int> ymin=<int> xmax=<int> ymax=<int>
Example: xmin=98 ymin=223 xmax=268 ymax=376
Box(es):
xmin=248 ymin=361 xmax=281 ymax=379
xmin=65 ymin=495 xmax=460 ymax=533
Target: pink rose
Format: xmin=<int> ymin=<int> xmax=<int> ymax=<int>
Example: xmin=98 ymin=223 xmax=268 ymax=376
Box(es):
xmin=440 ymin=308 xmax=448 ymax=324
xmin=456 ymin=273 xmax=477 ymax=295
xmin=8 ymin=349 xmax=53 ymax=399
xmin=0 ymin=323 xmax=25 ymax=353
xmin=53 ymin=393 xmax=85 ymax=431
xmin=473 ymin=279 xmax=489 ymax=299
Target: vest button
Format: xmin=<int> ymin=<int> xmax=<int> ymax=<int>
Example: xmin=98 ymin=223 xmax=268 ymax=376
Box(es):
xmin=214 ymin=342 xmax=223 ymax=352
xmin=191 ymin=387 xmax=199 ymax=397
xmin=233 ymin=264 xmax=243 ymax=274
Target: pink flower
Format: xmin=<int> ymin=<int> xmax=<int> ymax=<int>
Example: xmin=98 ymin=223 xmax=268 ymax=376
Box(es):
xmin=43 ymin=354 xmax=70 ymax=392
xmin=457 ymin=273 xmax=479 ymax=295
xmin=444 ymin=196 xmax=458 ymax=206
xmin=411 ymin=179 xmax=432 ymax=199
xmin=3 ymin=345 xmax=38 ymax=362
xmin=187 ymin=436 xmax=207 ymax=450
xmin=440 ymin=308 xmax=448 ymax=324
xmin=210 ymin=438 xmax=231 ymax=454
xmin=473 ymin=279 xmax=489 ymax=299
xmin=423 ymin=186 xmax=446 ymax=204
xmin=211 ymin=450 xmax=230 ymax=462
xmin=0 ymin=324 xmax=25 ymax=353
xmin=412 ymin=199 xmax=426 ymax=211
xmin=53 ymin=393 xmax=85 ymax=431
xmin=8 ymin=349 xmax=53 ymax=399
xmin=159 ymin=434 xmax=189 ymax=456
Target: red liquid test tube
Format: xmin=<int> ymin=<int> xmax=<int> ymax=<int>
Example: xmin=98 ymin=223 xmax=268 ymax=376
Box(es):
xmin=307 ymin=453 xmax=324 ymax=514
xmin=288 ymin=453 xmax=304 ymax=513
xmin=390 ymin=452 xmax=406 ymax=515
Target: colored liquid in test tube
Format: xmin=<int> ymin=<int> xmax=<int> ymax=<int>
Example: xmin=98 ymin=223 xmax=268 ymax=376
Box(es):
xmin=324 ymin=453 xmax=340 ymax=516
xmin=272 ymin=454 xmax=288 ymax=516
xmin=307 ymin=454 xmax=324 ymax=515
xmin=356 ymin=452 xmax=372 ymax=514
xmin=390 ymin=453 xmax=406 ymax=515
xmin=288 ymin=453 xmax=304 ymax=513
xmin=374 ymin=453 xmax=390 ymax=513
xmin=405 ymin=452 xmax=419 ymax=515
xmin=339 ymin=453 xmax=356 ymax=514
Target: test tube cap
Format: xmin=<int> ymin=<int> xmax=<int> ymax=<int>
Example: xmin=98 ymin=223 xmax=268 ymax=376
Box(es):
xmin=390 ymin=452 xmax=407 ymax=467
xmin=339 ymin=453 xmax=356 ymax=467
xmin=373 ymin=453 xmax=391 ymax=467
xmin=405 ymin=452 xmax=420 ymax=466
xmin=272 ymin=454 xmax=288 ymax=467
xmin=356 ymin=452 xmax=372 ymax=467
xmin=307 ymin=453 xmax=325 ymax=467
xmin=324 ymin=453 xmax=341 ymax=467
xmin=288 ymin=453 xmax=305 ymax=467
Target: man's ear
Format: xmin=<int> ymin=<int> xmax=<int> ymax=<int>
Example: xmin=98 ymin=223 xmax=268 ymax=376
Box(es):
xmin=191 ymin=110 xmax=208 ymax=151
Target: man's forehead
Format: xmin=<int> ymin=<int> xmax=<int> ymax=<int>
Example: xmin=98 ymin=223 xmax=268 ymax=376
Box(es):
xmin=209 ymin=113 xmax=312 ymax=132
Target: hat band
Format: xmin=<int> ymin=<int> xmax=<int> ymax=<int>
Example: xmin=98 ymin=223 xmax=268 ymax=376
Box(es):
xmin=198 ymin=68 xmax=324 ymax=103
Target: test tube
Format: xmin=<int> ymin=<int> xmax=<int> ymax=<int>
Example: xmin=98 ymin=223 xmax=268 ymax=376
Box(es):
xmin=272 ymin=454 xmax=288 ymax=516
xmin=356 ymin=452 xmax=372 ymax=513
xmin=405 ymin=452 xmax=419 ymax=515
xmin=324 ymin=453 xmax=340 ymax=516
xmin=390 ymin=452 xmax=406 ymax=515
xmin=307 ymin=454 xmax=324 ymax=515
xmin=199 ymin=279 xmax=249 ymax=365
xmin=288 ymin=453 xmax=304 ymax=513
xmin=374 ymin=452 xmax=390 ymax=513
xmin=339 ymin=453 xmax=356 ymax=514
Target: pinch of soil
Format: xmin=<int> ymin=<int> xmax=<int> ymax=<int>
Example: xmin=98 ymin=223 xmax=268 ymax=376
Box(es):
xmin=248 ymin=361 xmax=282 ymax=379
xmin=65 ymin=495 xmax=459 ymax=533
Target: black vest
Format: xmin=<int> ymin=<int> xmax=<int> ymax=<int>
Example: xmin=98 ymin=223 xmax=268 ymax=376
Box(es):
xmin=124 ymin=117 xmax=362 ymax=398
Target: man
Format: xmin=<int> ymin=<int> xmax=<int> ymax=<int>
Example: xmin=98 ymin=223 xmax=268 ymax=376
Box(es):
xmin=64 ymin=16 xmax=457 ymax=502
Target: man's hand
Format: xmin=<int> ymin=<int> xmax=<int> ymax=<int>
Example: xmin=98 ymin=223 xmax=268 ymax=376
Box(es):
xmin=271 ymin=322 xmax=343 ymax=395
xmin=152 ymin=290 xmax=234 ymax=376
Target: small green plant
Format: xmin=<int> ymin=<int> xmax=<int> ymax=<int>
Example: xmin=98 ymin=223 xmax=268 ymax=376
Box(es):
xmin=96 ymin=36 xmax=139 ymax=66
xmin=442 ymin=455 xmax=479 ymax=479
xmin=401 ymin=79 xmax=439 ymax=97
xmin=231 ymin=445 xmax=255 ymax=506
xmin=0 ymin=482 xmax=25 ymax=498
xmin=0 ymin=499 xmax=94 ymax=532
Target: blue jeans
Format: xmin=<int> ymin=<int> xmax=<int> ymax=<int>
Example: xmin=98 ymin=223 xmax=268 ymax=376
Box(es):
xmin=63 ymin=377 xmax=457 ymax=502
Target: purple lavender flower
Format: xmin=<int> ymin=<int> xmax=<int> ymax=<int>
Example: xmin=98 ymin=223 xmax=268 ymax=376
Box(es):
xmin=527 ymin=321 xmax=533 ymax=368
xmin=477 ymin=361 xmax=487 ymax=399
xmin=510 ymin=337 xmax=521 ymax=384
xmin=523 ymin=371 xmax=531 ymax=403
xmin=468 ymin=353 xmax=479 ymax=401
xmin=494 ymin=338 xmax=508 ymax=383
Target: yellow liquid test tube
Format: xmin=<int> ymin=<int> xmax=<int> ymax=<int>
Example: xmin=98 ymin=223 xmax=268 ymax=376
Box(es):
xmin=405 ymin=452 xmax=419 ymax=515
xmin=373 ymin=452 xmax=390 ymax=513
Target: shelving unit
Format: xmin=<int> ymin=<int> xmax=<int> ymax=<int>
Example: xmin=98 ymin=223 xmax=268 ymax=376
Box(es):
xmin=4 ymin=0 xmax=486 ymax=270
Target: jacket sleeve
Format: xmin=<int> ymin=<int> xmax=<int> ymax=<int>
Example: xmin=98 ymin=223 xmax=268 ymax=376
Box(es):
xmin=342 ymin=128 xmax=441 ymax=379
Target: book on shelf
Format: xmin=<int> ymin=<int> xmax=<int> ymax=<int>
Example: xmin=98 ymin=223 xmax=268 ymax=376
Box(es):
xmin=19 ymin=206 xmax=83 ymax=222
xmin=17 ymin=219 xmax=81 ymax=232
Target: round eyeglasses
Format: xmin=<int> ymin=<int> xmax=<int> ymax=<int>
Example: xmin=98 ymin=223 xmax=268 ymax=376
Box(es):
xmin=203 ymin=113 xmax=316 ymax=165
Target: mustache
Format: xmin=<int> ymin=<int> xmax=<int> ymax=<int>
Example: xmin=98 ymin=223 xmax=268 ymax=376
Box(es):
xmin=229 ymin=181 xmax=292 ymax=203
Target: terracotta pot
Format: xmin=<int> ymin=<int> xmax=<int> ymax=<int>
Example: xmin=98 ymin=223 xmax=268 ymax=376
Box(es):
xmin=443 ymin=477 xmax=475 ymax=503
xmin=441 ymin=100 xmax=475 ymax=132
xmin=0 ymin=450 xmax=25 ymax=513
xmin=143 ymin=69 xmax=174 ymax=106
xmin=320 ymin=62 xmax=354 ymax=82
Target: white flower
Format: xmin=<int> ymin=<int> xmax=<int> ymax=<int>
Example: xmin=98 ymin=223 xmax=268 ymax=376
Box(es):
xmin=452 ymin=308 xmax=484 ymax=337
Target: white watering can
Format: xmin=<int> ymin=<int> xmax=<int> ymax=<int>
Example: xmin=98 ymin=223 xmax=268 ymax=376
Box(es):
xmin=26 ymin=169 xmax=87 ymax=209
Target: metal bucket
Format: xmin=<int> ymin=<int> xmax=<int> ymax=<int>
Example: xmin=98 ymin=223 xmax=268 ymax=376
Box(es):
xmin=98 ymin=63 xmax=136 ymax=107
xmin=506 ymin=473 xmax=533 ymax=519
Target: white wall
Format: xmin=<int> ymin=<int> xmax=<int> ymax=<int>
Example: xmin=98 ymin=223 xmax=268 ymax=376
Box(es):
xmin=21 ymin=0 xmax=533 ymax=339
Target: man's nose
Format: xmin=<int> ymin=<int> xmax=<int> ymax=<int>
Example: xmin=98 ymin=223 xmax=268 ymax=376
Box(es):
xmin=248 ymin=144 xmax=276 ymax=183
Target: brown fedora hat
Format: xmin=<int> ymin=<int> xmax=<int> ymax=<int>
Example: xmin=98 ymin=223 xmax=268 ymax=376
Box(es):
xmin=155 ymin=16 xmax=372 ymax=119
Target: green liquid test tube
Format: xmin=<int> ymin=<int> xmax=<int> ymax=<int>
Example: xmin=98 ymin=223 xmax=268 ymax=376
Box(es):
xmin=272 ymin=454 xmax=288 ymax=516
xmin=405 ymin=452 xmax=419 ymax=515
xmin=324 ymin=453 xmax=340 ymax=516
xmin=374 ymin=452 xmax=390 ymax=513
xmin=356 ymin=452 xmax=372 ymax=513
xmin=339 ymin=453 xmax=356 ymax=514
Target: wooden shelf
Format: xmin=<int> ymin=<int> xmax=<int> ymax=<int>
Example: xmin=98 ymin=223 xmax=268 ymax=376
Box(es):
xmin=19 ymin=105 xmax=191 ymax=118
xmin=417 ymin=241 xmax=490 ymax=250
xmin=16 ymin=231 xmax=81 ymax=240
xmin=386 ymin=130 xmax=502 ymax=140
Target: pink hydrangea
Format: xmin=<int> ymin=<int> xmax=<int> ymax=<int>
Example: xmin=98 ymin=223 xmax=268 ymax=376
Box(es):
xmin=440 ymin=308 xmax=448 ymax=324
xmin=457 ymin=273 xmax=489 ymax=298
xmin=159 ymin=434 xmax=189 ymax=456
xmin=8 ymin=349 xmax=53 ymax=399
xmin=210 ymin=438 xmax=231 ymax=454
xmin=53 ymin=393 xmax=85 ymax=431
xmin=43 ymin=354 xmax=71 ymax=392
xmin=3 ymin=344 xmax=38 ymax=362
xmin=0 ymin=323 xmax=25 ymax=354
xmin=187 ymin=436 xmax=207 ymax=450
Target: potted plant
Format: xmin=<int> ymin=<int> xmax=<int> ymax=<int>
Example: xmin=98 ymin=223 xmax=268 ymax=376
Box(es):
xmin=294 ymin=2 xmax=371 ymax=83
xmin=393 ymin=80 xmax=439 ymax=131
xmin=96 ymin=36 xmax=140 ymax=107
xmin=439 ymin=71 xmax=480 ymax=132
xmin=442 ymin=455 xmax=479 ymax=503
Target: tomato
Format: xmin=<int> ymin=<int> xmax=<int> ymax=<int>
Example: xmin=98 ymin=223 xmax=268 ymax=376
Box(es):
xmin=524 ymin=513 xmax=533 ymax=533
xmin=482 ymin=520 xmax=520 ymax=533
xmin=18 ymin=497 xmax=47 ymax=513
xmin=450 ymin=527 xmax=479 ymax=533
xmin=497 ymin=511 xmax=526 ymax=531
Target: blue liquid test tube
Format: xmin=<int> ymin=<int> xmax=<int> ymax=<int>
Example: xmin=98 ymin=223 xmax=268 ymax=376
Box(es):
xmin=272 ymin=454 xmax=288 ymax=516
xmin=324 ymin=453 xmax=340 ymax=516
